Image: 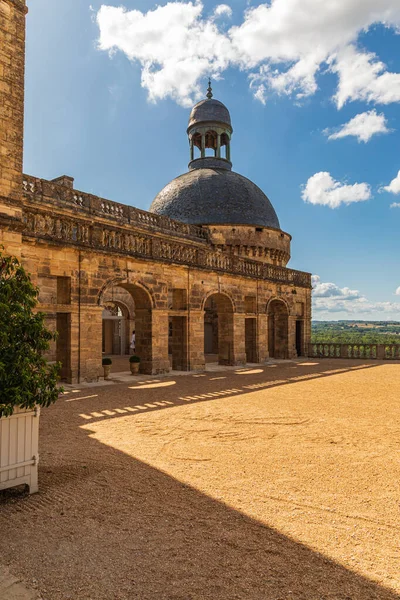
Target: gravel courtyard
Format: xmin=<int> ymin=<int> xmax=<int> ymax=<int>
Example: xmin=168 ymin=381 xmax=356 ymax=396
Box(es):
xmin=0 ymin=359 xmax=399 ymax=600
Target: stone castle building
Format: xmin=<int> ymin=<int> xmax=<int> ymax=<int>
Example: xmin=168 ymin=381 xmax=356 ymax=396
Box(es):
xmin=0 ymin=0 xmax=311 ymax=383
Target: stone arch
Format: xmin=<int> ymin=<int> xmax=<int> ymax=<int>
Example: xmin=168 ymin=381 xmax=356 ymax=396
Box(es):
xmin=201 ymin=289 xmax=236 ymax=313
xmin=204 ymin=130 xmax=218 ymax=157
xmin=98 ymin=277 xmax=155 ymax=310
xmin=267 ymin=298 xmax=289 ymax=359
xmin=102 ymin=293 xmax=135 ymax=356
xmin=98 ymin=278 xmax=155 ymax=373
xmin=220 ymin=132 xmax=230 ymax=160
xmin=266 ymin=296 xmax=290 ymax=315
xmin=203 ymin=291 xmax=235 ymax=366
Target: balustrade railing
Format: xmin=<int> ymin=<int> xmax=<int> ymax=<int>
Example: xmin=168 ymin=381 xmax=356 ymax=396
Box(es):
xmin=22 ymin=175 xmax=209 ymax=241
xmin=21 ymin=175 xmax=312 ymax=288
xmin=309 ymin=343 xmax=400 ymax=360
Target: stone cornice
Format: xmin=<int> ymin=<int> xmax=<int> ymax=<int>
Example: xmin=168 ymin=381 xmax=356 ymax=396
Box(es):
xmin=21 ymin=206 xmax=312 ymax=288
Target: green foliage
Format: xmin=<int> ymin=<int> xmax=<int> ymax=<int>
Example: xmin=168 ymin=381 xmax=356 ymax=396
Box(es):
xmin=102 ymin=357 xmax=112 ymax=366
xmin=312 ymin=321 xmax=400 ymax=345
xmin=129 ymin=355 xmax=140 ymax=363
xmin=0 ymin=249 xmax=60 ymax=418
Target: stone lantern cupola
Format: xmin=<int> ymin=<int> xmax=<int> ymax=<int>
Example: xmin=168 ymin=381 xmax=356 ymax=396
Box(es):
xmin=150 ymin=83 xmax=292 ymax=267
xmin=187 ymin=81 xmax=233 ymax=170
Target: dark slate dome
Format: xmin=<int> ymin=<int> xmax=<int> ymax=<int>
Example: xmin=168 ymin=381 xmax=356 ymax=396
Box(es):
xmin=150 ymin=167 xmax=280 ymax=228
xmin=188 ymin=98 xmax=231 ymax=129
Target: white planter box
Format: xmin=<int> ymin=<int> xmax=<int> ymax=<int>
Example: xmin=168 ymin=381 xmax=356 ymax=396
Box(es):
xmin=0 ymin=406 xmax=40 ymax=494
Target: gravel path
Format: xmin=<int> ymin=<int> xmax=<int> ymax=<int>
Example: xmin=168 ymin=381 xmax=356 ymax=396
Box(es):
xmin=0 ymin=359 xmax=399 ymax=600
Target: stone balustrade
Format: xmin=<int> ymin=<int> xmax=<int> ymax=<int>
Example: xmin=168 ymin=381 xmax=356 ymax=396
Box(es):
xmin=309 ymin=343 xmax=400 ymax=360
xmin=22 ymin=174 xmax=209 ymax=242
xmin=21 ymin=176 xmax=312 ymax=289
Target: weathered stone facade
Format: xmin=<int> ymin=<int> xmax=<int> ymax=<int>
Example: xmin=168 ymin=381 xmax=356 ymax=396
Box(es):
xmin=0 ymin=1 xmax=312 ymax=383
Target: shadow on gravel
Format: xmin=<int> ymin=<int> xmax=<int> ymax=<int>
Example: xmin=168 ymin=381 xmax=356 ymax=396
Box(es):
xmin=0 ymin=359 xmax=397 ymax=599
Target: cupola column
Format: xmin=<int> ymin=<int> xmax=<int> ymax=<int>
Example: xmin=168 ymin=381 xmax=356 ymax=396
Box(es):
xmin=201 ymin=133 xmax=205 ymax=159
xmin=226 ymin=138 xmax=231 ymax=162
xmin=216 ymin=134 xmax=221 ymax=159
xmin=190 ymin=138 xmax=194 ymax=161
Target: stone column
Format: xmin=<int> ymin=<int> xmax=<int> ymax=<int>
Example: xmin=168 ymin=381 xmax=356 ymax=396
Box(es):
xmin=288 ymin=316 xmax=297 ymax=359
xmin=190 ymin=138 xmax=194 ymax=161
xmin=201 ymin=133 xmax=205 ymax=158
xmin=226 ymin=139 xmax=231 ymax=162
xmin=78 ymin=305 xmax=103 ymax=383
xmin=216 ymin=134 xmax=221 ymax=158
xmin=233 ymin=314 xmax=246 ymax=366
xmin=188 ymin=310 xmax=205 ymax=371
xmin=150 ymin=309 xmax=170 ymax=374
xmin=257 ymin=313 xmax=269 ymax=362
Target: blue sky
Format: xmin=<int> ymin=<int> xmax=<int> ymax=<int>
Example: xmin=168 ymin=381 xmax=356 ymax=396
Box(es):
xmin=23 ymin=0 xmax=400 ymax=320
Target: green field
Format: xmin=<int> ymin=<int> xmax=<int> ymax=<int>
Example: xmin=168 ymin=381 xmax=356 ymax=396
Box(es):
xmin=312 ymin=321 xmax=400 ymax=344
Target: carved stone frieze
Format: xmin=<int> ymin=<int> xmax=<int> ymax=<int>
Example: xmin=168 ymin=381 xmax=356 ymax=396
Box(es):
xmin=22 ymin=208 xmax=311 ymax=288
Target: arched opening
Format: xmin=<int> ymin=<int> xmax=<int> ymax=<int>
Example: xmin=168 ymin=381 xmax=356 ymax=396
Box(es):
xmin=267 ymin=299 xmax=289 ymax=359
xmin=221 ymin=132 xmax=230 ymax=161
xmin=204 ymin=293 xmax=234 ymax=365
xmin=102 ymin=300 xmax=131 ymax=356
xmin=100 ymin=282 xmax=153 ymax=374
xmin=205 ymin=130 xmax=217 ymax=157
xmin=191 ymin=132 xmax=202 ymax=159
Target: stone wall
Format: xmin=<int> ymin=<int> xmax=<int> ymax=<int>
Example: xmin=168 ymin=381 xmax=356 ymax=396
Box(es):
xmin=18 ymin=238 xmax=311 ymax=382
xmin=0 ymin=0 xmax=27 ymax=257
xmin=208 ymin=225 xmax=291 ymax=266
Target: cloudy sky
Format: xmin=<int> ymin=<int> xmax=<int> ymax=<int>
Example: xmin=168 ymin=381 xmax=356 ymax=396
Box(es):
xmin=24 ymin=0 xmax=400 ymax=320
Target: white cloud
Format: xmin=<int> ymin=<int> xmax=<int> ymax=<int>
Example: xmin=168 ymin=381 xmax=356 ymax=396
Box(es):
xmin=312 ymin=275 xmax=400 ymax=318
xmin=391 ymin=202 xmax=400 ymax=208
xmin=302 ymin=172 xmax=371 ymax=209
xmin=97 ymin=2 xmax=233 ymax=107
xmin=96 ymin=0 xmax=400 ymax=107
xmin=213 ymin=4 xmax=232 ymax=19
xmin=382 ymin=170 xmax=400 ymax=195
xmin=325 ymin=110 xmax=391 ymax=143
xmin=396 ymin=287 xmax=400 ymax=296
xmin=333 ymin=46 xmax=400 ymax=109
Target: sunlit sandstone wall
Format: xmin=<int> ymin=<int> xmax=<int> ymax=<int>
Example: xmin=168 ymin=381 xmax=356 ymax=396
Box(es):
xmin=208 ymin=225 xmax=291 ymax=266
xmin=21 ymin=239 xmax=311 ymax=382
xmin=0 ymin=0 xmax=26 ymax=256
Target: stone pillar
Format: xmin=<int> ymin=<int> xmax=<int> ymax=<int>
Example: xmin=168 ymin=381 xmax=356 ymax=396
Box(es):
xmin=226 ymin=139 xmax=231 ymax=162
xmin=216 ymin=134 xmax=221 ymax=158
xmin=135 ymin=308 xmax=152 ymax=374
xmin=190 ymin=139 xmax=194 ymax=161
xmin=377 ymin=344 xmax=386 ymax=360
xmin=150 ymin=309 xmax=170 ymax=374
xmin=288 ymin=316 xmax=297 ymax=359
xmin=304 ymin=292 xmax=312 ymax=356
xmin=232 ymin=314 xmax=246 ymax=366
xmin=257 ymin=313 xmax=269 ymax=362
xmin=188 ymin=310 xmax=205 ymax=371
xmin=0 ymin=0 xmax=27 ymax=257
xmin=78 ymin=305 xmax=103 ymax=383
xmin=201 ymin=133 xmax=205 ymax=158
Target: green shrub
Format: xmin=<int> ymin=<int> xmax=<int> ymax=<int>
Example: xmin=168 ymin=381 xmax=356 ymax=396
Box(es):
xmin=129 ymin=355 xmax=141 ymax=363
xmin=102 ymin=357 xmax=112 ymax=366
xmin=0 ymin=249 xmax=61 ymax=419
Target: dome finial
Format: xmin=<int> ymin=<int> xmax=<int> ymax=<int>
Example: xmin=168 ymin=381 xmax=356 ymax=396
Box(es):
xmin=206 ymin=78 xmax=213 ymax=100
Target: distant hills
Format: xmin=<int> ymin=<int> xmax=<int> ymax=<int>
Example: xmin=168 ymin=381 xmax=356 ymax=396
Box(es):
xmin=312 ymin=321 xmax=400 ymax=344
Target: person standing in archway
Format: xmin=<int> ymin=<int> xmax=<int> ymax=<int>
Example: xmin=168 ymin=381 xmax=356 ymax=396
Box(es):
xmin=130 ymin=330 xmax=136 ymax=353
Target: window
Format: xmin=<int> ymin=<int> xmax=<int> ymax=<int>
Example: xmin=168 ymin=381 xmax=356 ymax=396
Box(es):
xmin=57 ymin=276 xmax=71 ymax=304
